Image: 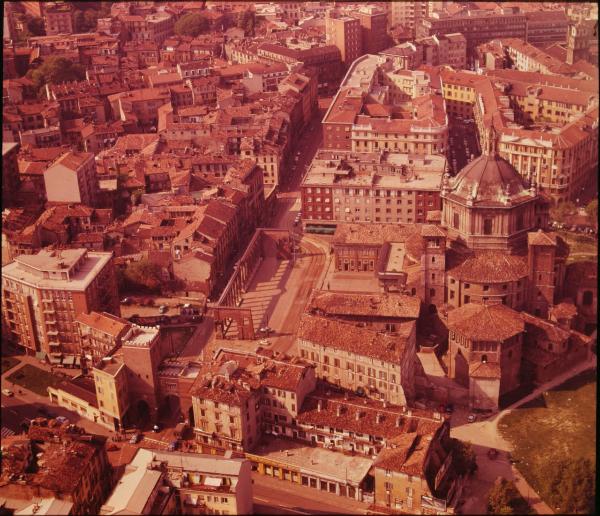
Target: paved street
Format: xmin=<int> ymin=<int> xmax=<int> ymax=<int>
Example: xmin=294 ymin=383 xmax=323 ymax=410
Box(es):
xmin=252 ymin=471 xmax=368 ymax=515
xmin=452 ymin=355 xmax=597 ymax=515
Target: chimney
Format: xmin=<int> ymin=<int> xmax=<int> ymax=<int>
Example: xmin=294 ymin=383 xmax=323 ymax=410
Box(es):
xmin=396 ymin=416 xmax=402 ymax=427
xmin=336 ymin=405 xmax=341 ymax=417
xmin=376 ymin=413 xmax=383 ymax=424
xmin=407 ymin=410 xmax=412 ymax=417
xmin=317 ymin=400 xmax=322 ymax=412
xmin=355 ymin=410 xmax=361 ymax=421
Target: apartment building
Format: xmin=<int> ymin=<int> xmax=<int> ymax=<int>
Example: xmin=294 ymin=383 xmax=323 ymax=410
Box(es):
xmin=297 ymin=313 xmax=417 ymax=406
xmin=0 ymin=423 xmax=112 ymax=515
xmin=76 ymin=311 xmax=130 ymax=366
xmin=372 ymin=422 xmax=457 ymax=514
xmin=389 ymin=1 xmax=428 ymax=37
xmin=43 ymin=2 xmax=75 ymax=36
xmin=191 ymin=350 xmax=316 ymax=452
xmin=1 ymin=248 xmax=120 ymax=357
xmin=356 ymin=6 xmax=389 ymax=55
xmin=326 ymin=12 xmax=362 ymax=65
xmin=418 ymin=9 xmax=528 ymax=56
xmin=322 ymin=55 xmax=448 ymax=153
xmin=301 ymin=150 xmax=444 ymax=231
xmin=101 ymin=448 xmax=253 ymax=515
xmin=44 ymin=151 xmax=99 ymax=207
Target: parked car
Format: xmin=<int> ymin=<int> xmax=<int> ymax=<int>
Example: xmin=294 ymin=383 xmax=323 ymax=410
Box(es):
xmin=167 ymin=440 xmax=180 ymax=452
xmin=129 ymin=432 xmax=142 ymax=444
xmin=467 ymin=414 xmax=476 ymax=423
xmin=153 ymin=424 xmax=160 ymax=433
xmin=158 ymin=305 xmax=168 ymax=314
xmin=2 ymin=389 xmax=14 ymax=397
xmin=121 ymin=297 xmax=132 ymax=305
xmin=55 ymin=416 xmax=69 ymax=425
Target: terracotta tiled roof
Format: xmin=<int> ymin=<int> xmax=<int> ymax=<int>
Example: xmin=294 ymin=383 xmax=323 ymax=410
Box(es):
xmin=469 ymin=361 xmax=501 ymax=379
xmin=447 ymin=303 xmax=524 ymax=341
xmin=76 ymin=311 xmax=129 ymax=337
xmin=446 ymin=250 xmax=529 ymax=284
xmin=308 ymin=290 xmax=421 ymax=320
xmin=298 ymin=313 xmax=415 ymax=362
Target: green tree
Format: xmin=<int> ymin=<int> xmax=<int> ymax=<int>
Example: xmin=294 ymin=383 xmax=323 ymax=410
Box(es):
xmin=237 ymin=9 xmax=255 ymax=36
xmin=174 ymin=13 xmax=209 ymax=37
xmin=547 ymin=458 xmax=595 ymax=514
xmin=28 ymin=56 xmax=86 ymax=93
xmin=123 ymin=259 xmax=163 ymax=293
xmin=451 ymin=439 xmax=477 ymax=476
xmin=550 ymin=200 xmax=576 ymax=226
xmin=487 ymin=477 xmax=530 ymax=515
xmin=584 ymin=199 xmax=597 ymax=229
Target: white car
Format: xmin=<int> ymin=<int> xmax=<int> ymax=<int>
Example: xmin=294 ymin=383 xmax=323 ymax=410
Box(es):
xmin=2 ymin=389 xmax=14 ymax=397
xmin=467 ymin=414 xmax=476 ymax=423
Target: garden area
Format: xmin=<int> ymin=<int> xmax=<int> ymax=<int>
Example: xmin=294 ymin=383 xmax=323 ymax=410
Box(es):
xmin=498 ymin=368 xmax=596 ymax=514
xmin=6 ymin=364 xmax=63 ymax=397
xmin=1 ymin=356 xmax=20 ymax=375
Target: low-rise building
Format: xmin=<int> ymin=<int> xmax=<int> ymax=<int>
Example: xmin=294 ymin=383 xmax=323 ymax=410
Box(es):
xmin=44 ymin=151 xmax=99 ymax=207
xmin=0 ymin=422 xmax=112 ymax=515
xmin=191 ymin=349 xmax=316 ymax=452
xmin=76 ymin=311 xmax=130 ymax=366
xmin=101 ymin=448 xmax=253 ymax=515
xmin=297 ymin=313 xmax=417 ymax=405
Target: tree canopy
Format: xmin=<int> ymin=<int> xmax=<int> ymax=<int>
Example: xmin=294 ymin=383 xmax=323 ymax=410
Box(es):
xmin=550 ymin=200 xmax=576 ymax=225
xmin=487 ymin=477 xmax=531 ymax=515
xmin=237 ymin=9 xmax=256 ymax=36
xmin=451 ymin=439 xmax=478 ymax=477
xmin=584 ymin=199 xmax=597 ymax=229
xmin=174 ymin=13 xmax=209 ymax=37
xmin=546 ymin=458 xmax=595 ymax=514
xmin=28 ymin=56 xmax=86 ymax=93
xmin=120 ymin=259 xmax=164 ymax=294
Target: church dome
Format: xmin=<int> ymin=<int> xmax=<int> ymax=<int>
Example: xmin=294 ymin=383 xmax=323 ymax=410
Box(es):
xmin=442 ymin=127 xmax=534 ymax=206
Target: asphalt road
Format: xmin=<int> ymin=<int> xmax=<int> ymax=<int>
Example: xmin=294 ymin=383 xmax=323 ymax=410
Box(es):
xmin=252 ymin=472 xmax=368 ymax=515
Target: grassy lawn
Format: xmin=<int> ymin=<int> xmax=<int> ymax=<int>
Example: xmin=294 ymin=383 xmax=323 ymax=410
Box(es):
xmin=6 ymin=364 xmax=63 ymax=397
xmin=1 ymin=356 xmax=20 ymax=375
xmin=498 ymin=369 xmax=596 ymax=507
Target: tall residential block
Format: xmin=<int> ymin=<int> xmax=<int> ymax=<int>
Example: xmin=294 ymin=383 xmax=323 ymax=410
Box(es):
xmin=2 ymin=248 xmax=120 ymax=356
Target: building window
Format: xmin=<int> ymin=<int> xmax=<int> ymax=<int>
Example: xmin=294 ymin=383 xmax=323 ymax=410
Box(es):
xmin=453 ymin=212 xmax=459 ymax=229
xmin=481 ymin=354 xmax=488 ymax=363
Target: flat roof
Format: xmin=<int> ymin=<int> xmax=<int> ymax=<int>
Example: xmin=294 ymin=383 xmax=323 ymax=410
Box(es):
xmin=386 ymin=243 xmax=406 ymax=273
xmin=250 ymin=438 xmax=373 ymax=485
xmin=3 ymin=250 xmax=113 ymax=292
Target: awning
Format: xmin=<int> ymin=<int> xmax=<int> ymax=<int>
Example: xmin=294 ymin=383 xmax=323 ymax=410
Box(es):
xmin=204 ymin=476 xmax=222 ymax=487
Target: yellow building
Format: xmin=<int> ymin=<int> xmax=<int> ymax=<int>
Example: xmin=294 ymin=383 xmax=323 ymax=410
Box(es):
xmin=93 ymin=354 xmax=131 ymax=431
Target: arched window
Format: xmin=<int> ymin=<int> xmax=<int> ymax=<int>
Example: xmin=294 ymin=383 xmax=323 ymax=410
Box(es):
xmin=481 ymin=354 xmax=488 ymax=364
